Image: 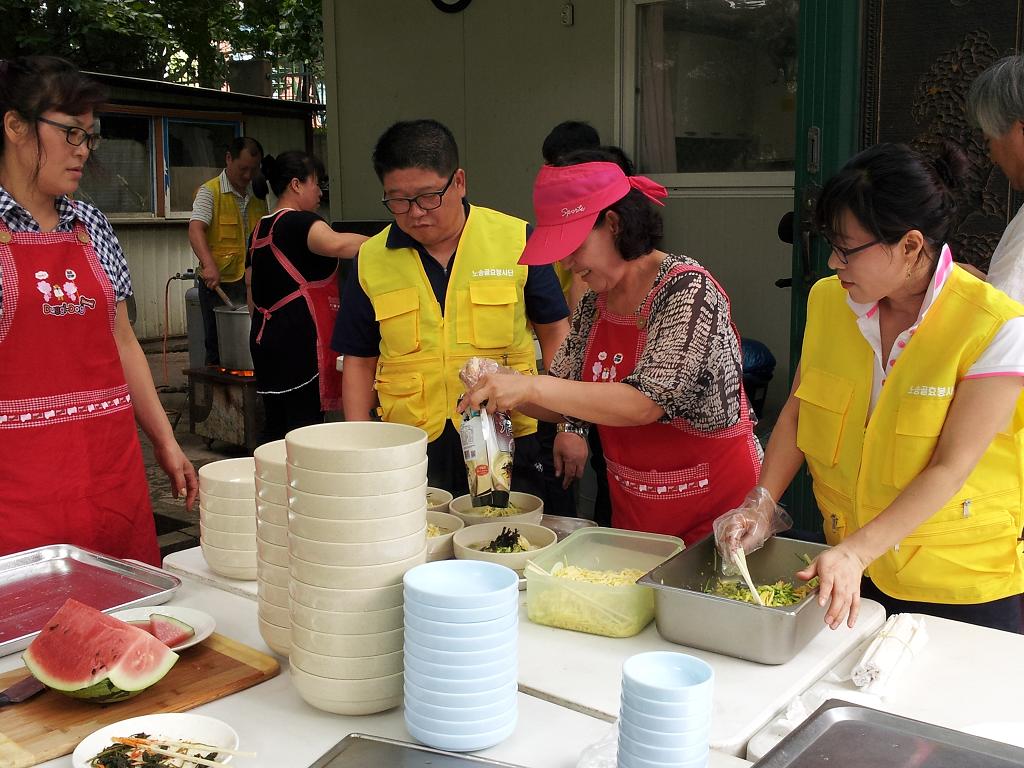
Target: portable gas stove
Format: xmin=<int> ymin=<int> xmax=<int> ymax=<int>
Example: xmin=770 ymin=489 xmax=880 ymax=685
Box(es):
xmin=184 ymin=366 xmax=263 ymax=453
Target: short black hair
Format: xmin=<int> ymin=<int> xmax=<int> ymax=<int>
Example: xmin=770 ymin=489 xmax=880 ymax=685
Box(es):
xmin=228 ymin=136 xmax=263 ymax=159
xmin=556 ymin=147 xmax=662 ymax=261
xmin=542 ymin=120 xmax=600 ymax=164
xmin=372 ymin=119 xmax=459 ymax=181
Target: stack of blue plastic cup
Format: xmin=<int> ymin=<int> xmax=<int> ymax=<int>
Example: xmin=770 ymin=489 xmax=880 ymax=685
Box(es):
xmin=618 ymin=651 xmax=714 ymax=768
xmin=402 ymin=560 xmax=520 ymax=752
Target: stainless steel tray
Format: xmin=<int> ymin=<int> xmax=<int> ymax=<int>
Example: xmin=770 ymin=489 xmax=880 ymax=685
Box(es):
xmin=307 ymin=733 xmax=523 ymax=767
xmin=753 ymin=700 xmax=1024 ymax=767
xmin=639 ymin=535 xmax=828 ymax=664
xmin=0 ymin=544 xmax=180 ymax=657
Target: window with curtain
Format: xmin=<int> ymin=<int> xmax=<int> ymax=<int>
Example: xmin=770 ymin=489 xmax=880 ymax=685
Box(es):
xmin=166 ymin=120 xmax=239 ymax=215
xmin=634 ymin=0 xmax=799 ymax=175
xmin=79 ymin=114 xmax=154 ymax=216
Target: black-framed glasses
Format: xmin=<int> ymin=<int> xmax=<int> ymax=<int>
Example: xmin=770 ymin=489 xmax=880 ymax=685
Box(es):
xmin=37 ymin=116 xmax=101 ymax=151
xmin=824 ymin=236 xmax=881 ymax=264
xmin=381 ymin=171 xmax=456 ymax=215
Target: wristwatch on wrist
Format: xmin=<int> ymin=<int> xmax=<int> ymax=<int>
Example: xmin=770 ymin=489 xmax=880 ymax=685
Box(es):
xmin=556 ymin=421 xmax=589 ymax=438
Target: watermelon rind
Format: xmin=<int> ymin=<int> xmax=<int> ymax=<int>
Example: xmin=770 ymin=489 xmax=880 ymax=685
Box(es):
xmin=21 ymin=598 xmax=179 ymax=704
xmin=149 ymin=613 xmax=196 ymax=647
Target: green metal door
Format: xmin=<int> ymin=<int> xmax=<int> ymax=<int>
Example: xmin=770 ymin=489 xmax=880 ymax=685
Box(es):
xmin=782 ymin=0 xmax=862 ymax=530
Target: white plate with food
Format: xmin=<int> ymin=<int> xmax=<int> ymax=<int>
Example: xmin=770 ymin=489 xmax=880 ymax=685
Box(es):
xmin=108 ymin=606 xmax=216 ymax=652
xmin=72 ymin=712 xmax=241 ymax=767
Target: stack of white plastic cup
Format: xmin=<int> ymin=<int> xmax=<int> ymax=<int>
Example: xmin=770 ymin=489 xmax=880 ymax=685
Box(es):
xmin=618 ymin=651 xmax=714 ymax=768
xmin=198 ymin=457 xmax=257 ymax=580
xmin=402 ymin=560 xmax=519 ymax=752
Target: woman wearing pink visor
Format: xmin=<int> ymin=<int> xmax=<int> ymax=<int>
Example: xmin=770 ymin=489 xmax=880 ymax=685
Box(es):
xmin=460 ymin=150 xmax=760 ymax=544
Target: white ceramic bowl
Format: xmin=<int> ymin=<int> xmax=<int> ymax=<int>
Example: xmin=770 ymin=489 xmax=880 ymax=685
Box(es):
xmin=619 ymin=689 xmax=714 ymax=719
xmin=256 ymin=497 xmax=288 ymax=526
xmin=405 ymin=688 xmax=517 ymax=722
xmin=258 ymin=616 xmax=291 ymax=656
xmin=291 ymin=646 xmax=404 ymax=679
xmin=404 ymin=704 xmax=516 ymax=738
xmin=199 ymin=507 xmax=257 ymax=534
xmin=201 ymin=540 xmax=257 ymax=569
xmin=295 ymin=690 xmax=403 ymax=716
xmin=287 ymin=458 xmax=427 ymax=497
xmin=286 ymin=422 xmax=428 ymax=472
xmin=621 ymin=652 xmax=714 ymax=703
xmin=253 ymin=439 xmax=288 ymax=484
xmin=255 ymin=476 xmax=289 ymax=507
xmin=404 ymin=714 xmax=517 ymax=753
xmin=449 ymin=492 xmax=544 ymax=527
xmin=258 ymin=559 xmax=290 ymax=587
xmin=258 ymin=600 xmax=290 ymax=627
xmin=426 ymin=487 xmax=454 ymax=513
xmin=618 ymin=733 xmax=709 ymax=763
xmin=619 ymin=707 xmax=712 ymax=739
xmin=198 ymin=457 xmax=256 ymax=499
xmin=290 ymin=663 xmax=403 ymax=700
xmin=288 ymin=506 xmax=426 ymax=544
xmin=403 ymin=607 xmax=517 ymax=638
xmin=256 ymin=537 xmax=289 ymax=568
xmin=426 ymin=510 xmax=463 ymax=562
xmin=403 ymin=650 xmax=512 ymax=681
xmin=198 ymin=490 xmax=257 ymax=517
xmin=291 ymin=603 xmax=404 ymax=635
xmin=290 ymin=546 xmax=426 ymax=590
xmin=257 ymin=519 xmax=288 ymax=547
xmin=404 ymin=638 xmax=517 ymax=671
xmin=404 ymin=678 xmax=518 ymax=710
xmin=288 ymin=482 xmax=428 ymax=520
xmin=257 ymin=578 xmax=290 ymax=607
xmin=288 ymin=527 xmax=426 ymax=567
xmin=403 ymin=664 xmax=517 ymax=695
xmin=618 ymin=716 xmax=712 ymax=749
xmin=452 ymin=521 xmax=556 ymax=574
xmin=617 ymin=744 xmax=709 ymax=768
xmin=203 ymin=561 xmax=257 ymax=581
xmin=403 ymin=560 xmax=519 ymax=609
xmin=290 ymin=624 xmax=404 ymax=657
xmin=289 ymin=579 xmax=404 ymax=612
xmin=200 ymin=523 xmax=256 ymax=551
xmin=402 ymin=596 xmax=516 ymax=625
xmin=404 ymin=624 xmax=516 ymax=653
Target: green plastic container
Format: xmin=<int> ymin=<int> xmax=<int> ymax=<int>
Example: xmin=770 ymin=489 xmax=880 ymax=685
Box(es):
xmin=525 ymin=528 xmax=683 ymax=638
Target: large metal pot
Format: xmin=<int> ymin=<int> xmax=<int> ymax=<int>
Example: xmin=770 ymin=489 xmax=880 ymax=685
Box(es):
xmin=213 ymin=304 xmax=254 ymax=371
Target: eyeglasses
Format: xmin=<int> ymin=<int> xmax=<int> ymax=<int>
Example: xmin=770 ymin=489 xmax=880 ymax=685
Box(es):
xmin=37 ymin=117 xmax=101 ymax=151
xmin=823 ymin=236 xmax=881 ymax=264
xmin=381 ymin=171 xmax=456 ymax=215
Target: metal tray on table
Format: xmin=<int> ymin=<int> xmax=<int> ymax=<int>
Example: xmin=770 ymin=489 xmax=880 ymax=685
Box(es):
xmin=753 ymin=699 xmax=1024 ymax=767
xmin=307 ymin=733 xmax=522 ymax=767
xmin=0 ymin=544 xmax=180 ymax=657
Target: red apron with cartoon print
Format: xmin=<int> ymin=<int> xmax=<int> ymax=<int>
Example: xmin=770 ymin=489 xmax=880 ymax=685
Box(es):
xmin=0 ymin=221 xmax=160 ymax=565
xmin=251 ymin=210 xmax=342 ymax=410
xmin=584 ymin=263 xmax=760 ymax=545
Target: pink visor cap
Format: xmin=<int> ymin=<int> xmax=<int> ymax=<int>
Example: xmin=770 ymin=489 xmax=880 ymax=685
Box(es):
xmin=519 ymin=161 xmax=668 ymax=266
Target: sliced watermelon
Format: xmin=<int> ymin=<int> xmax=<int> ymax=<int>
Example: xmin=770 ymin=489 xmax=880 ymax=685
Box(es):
xmin=22 ymin=599 xmax=178 ymax=704
xmin=148 ymin=613 xmax=195 ymax=647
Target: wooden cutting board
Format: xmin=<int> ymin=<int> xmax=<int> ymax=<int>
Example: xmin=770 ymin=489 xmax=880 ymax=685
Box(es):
xmin=0 ymin=633 xmax=279 ymax=768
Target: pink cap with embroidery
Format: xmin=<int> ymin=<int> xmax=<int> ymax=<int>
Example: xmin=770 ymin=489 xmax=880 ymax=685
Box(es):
xmin=519 ymin=161 xmax=668 ymax=266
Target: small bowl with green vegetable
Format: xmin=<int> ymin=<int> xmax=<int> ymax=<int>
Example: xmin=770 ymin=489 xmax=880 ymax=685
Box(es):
xmin=452 ymin=521 xmax=557 ymax=575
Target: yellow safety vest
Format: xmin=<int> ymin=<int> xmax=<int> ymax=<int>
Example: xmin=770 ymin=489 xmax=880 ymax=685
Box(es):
xmin=202 ymin=177 xmax=267 ymax=283
xmin=358 ymin=205 xmax=539 ymax=442
xmin=796 ymin=268 xmax=1024 ymax=603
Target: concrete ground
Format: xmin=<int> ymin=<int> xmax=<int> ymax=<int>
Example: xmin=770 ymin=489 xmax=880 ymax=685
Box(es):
xmin=140 ymin=338 xmax=250 ymax=559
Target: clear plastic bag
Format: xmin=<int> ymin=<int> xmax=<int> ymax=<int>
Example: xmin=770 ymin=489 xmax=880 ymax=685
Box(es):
xmin=575 ymin=721 xmax=620 ymax=768
xmin=458 ymin=357 xmax=515 ymax=508
xmin=713 ymin=486 xmax=792 ymax=570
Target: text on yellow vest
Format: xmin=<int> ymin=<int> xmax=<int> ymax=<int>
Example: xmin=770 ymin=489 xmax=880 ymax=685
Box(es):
xmin=202 ymin=177 xmax=268 ymax=283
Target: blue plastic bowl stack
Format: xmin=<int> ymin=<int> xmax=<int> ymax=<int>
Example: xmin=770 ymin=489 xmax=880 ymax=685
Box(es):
xmin=618 ymin=652 xmax=714 ymax=768
xmin=402 ymin=560 xmax=520 ymax=752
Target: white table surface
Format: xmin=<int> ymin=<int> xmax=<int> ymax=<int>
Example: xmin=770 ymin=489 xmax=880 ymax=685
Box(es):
xmin=3 ymin=570 xmax=751 ymax=768
xmin=163 ymin=546 xmax=257 ymax=599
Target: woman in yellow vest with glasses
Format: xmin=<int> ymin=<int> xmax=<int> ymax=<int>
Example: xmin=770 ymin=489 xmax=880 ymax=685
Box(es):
xmin=717 ymin=142 xmax=1024 ymax=633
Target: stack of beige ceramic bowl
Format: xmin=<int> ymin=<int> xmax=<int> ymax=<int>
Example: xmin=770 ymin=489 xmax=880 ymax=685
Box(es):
xmin=198 ymin=457 xmax=258 ymax=580
xmin=285 ymin=422 xmax=429 ymax=715
xmin=253 ymin=439 xmax=291 ymax=655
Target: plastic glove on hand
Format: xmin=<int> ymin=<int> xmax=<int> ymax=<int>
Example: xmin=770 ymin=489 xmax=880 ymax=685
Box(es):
xmin=713 ymin=486 xmax=793 ymax=568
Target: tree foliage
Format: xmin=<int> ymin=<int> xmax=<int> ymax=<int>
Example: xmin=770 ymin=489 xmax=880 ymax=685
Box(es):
xmin=2 ymin=0 xmax=323 ymax=90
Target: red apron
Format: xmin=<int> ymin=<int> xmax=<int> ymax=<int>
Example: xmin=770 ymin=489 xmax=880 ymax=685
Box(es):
xmin=250 ymin=210 xmax=342 ymax=411
xmin=584 ymin=262 xmax=760 ymax=545
xmin=0 ymin=219 xmax=159 ymax=565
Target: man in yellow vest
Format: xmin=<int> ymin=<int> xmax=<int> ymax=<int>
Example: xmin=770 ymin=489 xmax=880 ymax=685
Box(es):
xmin=332 ymin=120 xmax=570 ymax=498
xmin=188 ymin=136 xmax=268 ymax=365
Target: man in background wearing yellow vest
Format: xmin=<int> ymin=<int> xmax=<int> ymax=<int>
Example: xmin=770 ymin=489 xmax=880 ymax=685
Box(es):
xmin=188 ymin=136 xmax=268 ymax=366
xmin=332 ymin=120 xmax=570 ymax=499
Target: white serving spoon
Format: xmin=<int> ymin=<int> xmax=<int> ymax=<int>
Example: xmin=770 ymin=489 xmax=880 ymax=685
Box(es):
xmin=730 ymin=547 xmax=765 ymax=606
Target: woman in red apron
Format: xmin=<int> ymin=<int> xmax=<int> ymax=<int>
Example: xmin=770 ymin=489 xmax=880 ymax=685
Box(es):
xmin=0 ymin=56 xmax=197 ymax=566
xmin=245 ymin=151 xmax=366 ymax=441
xmin=462 ymin=151 xmax=760 ymax=544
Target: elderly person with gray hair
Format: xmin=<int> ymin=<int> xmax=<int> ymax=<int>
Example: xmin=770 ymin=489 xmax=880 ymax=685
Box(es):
xmin=967 ymin=55 xmax=1024 ymax=301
